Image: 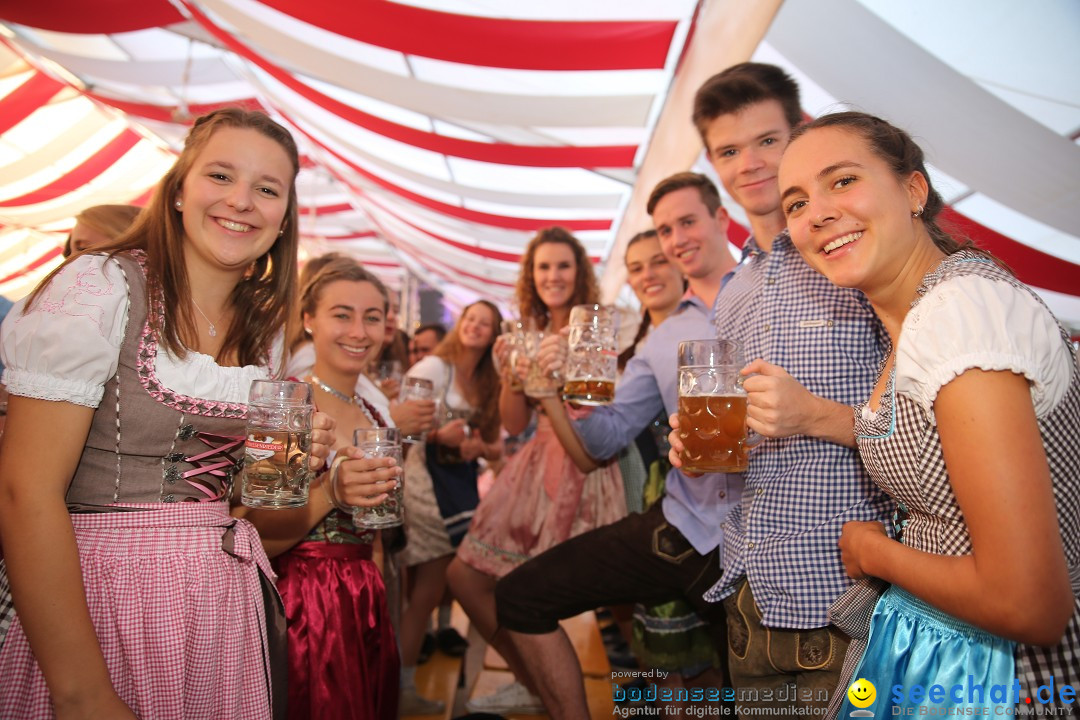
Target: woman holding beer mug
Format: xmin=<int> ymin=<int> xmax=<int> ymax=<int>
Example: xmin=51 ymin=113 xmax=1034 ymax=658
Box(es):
xmin=398 ymin=300 xmax=503 ymax=715
xmin=248 ymin=255 xmax=402 ymax=720
xmin=448 ymin=227 xmax=625 ymax=714
xmin=0 ymin=109 xmax=333 ymax=719
xmin=773 ymin=113 xmax=1078 ymax=714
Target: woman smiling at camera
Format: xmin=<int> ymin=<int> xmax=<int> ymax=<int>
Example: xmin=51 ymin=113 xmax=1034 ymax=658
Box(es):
xmin=776 ymin=112 xmax=1078 ymax=715
xmin=246 ymin=256 xmax=402 ymax=720
xmin=447 ymin=226 xmax=625 ymax=715
xmin=0 ymin=109 xmax=332 ymax=720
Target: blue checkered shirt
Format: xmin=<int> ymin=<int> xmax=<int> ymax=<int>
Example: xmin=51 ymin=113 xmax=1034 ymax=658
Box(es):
xmin=705 ymin=230 xmax=893 ymax=629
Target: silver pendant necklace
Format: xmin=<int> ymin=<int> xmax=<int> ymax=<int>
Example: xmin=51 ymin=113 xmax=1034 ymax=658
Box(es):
xmin=191 ymin=298 xmax=218 ymax=337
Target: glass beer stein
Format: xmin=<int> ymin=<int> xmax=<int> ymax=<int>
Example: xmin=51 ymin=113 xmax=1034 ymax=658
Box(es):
xmin=497 ymin=319 xmax=525 ymax=393
xmin=562 ymin=304 xmax=617 ymax=406
xmin=242 ymin=379 xmax=314 ymax=508
xmin=522 ymin=323 xmax=560 ymax=399
xmin=351 ymin=427 xmax=405 ymax=529
xmin=677 ymin=339 xmax=760 ymax=474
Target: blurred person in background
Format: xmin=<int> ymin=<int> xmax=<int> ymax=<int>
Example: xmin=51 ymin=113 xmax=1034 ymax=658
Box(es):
xmin=397 ymin=301 xmax=503 ymax=715
xmin=408 ymin=323 xmax=446 ymax=368
xmin=62 ymin=204 xmax=141 ymax=257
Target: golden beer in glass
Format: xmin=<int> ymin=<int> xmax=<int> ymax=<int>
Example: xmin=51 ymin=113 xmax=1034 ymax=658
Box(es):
xmin=677 ymin=340 xmax=757 ymax=473
xmin=562 ymin=304 xmax=618 ymax=406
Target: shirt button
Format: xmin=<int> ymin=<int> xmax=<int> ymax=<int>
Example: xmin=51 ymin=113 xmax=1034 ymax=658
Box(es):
xmin=718 ymin=491 xmax=726 ymax=499
xmin=755 ymin=488 xmax=763 ymax=496
xmin=766 ymin=277 xmax=776 ymax=285
xmin=827 ymin=320 xmax=835 ymax=328
xmin=763 ymin=324 xmax=771 ymax=332
xmin=747 ymin=542 xmax=756 ymax=549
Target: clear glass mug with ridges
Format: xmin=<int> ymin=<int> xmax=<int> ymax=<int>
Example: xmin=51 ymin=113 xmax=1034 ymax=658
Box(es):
xmin=562 ymin=304 xmax=618 ymax=406
xmin=242 ymin=379 xmax=314 ymax=508
xmin=352 ymin=427 xmax=404 ymax=529
xmin=677 ymin=339 xmax=760 ymax=474
xmin=522 ymin=321 xmax=561 ymax=399
xmin=496 ymin=319 xmax=525 ymax=393
xmin=398 ymin=375 xmax=438 ymax=444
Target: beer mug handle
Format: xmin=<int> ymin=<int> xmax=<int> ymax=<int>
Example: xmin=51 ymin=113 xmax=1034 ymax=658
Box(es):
xmin=735 ymin=374 xmax=764 ymax=451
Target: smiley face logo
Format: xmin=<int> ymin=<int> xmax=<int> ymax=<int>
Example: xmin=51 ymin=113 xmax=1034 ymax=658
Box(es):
xmin=848 ymin=678 xmax=876 ymax=709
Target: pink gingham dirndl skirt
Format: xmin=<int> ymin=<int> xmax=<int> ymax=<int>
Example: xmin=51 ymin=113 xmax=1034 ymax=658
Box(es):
xmin=0 ymin=502 xmax=277 ymax=720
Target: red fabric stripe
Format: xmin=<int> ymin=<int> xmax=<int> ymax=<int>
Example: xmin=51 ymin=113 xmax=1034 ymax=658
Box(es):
xmin=727 ymin=221 xmax=750 ymax=249
xmin=284 ymin=110 xmax=612 ymax=231
xmin=300 ymin=202 xmax=353 ymax=216
xmin=375 ymin=203 xmax=601 ymax=265
xmin=0 ymin=246 xmax=62 ymax=284
xmin=381 ymin=212 xmax=529 ymax=264
xmin=0 ymin=0 xmax=182 ymax=33
xmin=357 ymin=205 xmax=516 ymax=290
xmin=321 ymin=231 xmax=378 ymax=241
xmin=257 ymin=0 xmax=676 ymax=71
xmin=182 ymin=2 xmax=635 ymax=169
xmin=85 ymin=92 xmax=263 ymax=124
xmin=0 ymin=72 xmax=65 ymax=135
xmin=0 ymin=130 xmax=142 ymax=207
xmin=941 ymin=208 xmax=1080 ymax=297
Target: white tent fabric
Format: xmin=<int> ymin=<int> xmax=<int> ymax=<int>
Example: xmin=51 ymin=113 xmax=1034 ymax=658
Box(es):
xmin=0 ymin=0 xmax=1077 ymax=327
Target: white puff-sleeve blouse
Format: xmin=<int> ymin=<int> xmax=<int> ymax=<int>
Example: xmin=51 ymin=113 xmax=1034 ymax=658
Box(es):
xmin=895 ymin=273 xmax=1074 ymax=419
xmin=0 ymin=254 xmax=276 ymax=409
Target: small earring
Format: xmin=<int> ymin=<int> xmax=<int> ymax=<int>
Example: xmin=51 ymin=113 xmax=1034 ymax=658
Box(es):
xmin=175 ymin=200 xmax=183 ymax=209
xmin=278 ymin=228 xmax=284 ymax=237
xmin=912 ymin=204 xmax=924 ymax=218
xmin=304 ymin=327 xmax=312 ymax=335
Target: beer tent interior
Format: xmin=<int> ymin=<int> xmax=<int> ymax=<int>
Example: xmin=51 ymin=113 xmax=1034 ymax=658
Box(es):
xmin=0 ymin=0 xmax=1077 ymax=333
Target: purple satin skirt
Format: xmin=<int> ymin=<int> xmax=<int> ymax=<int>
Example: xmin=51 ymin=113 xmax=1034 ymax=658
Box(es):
xmin=274 ymin=542 xmax=399 ymax=720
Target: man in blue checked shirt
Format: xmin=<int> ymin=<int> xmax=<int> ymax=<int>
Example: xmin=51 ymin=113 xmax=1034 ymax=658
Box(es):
xmin=681 ymin=63 xmax=891 ymax=711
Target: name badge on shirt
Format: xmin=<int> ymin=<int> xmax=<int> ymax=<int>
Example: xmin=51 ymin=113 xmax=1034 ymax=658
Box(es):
xmin=798 ymin=319 xmax=828 ymax=328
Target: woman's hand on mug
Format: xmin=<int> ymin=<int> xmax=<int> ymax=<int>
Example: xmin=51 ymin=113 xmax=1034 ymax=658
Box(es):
xmin=537 ymin=330 xmax=568 ymax=377
xmin=332 ymin=446 xmax=401 ymax=507
xmin=741 ymin=359 xmax=817 ymax=438
xmin=434 ymin=418 xmax=468 ymax=447
xmin=390 ymin=398 xmax=436 ymax=437
xmin=838 ymin=520 xmax=889 ymax=579
xmin=308 ymin=411 xmax=337 ymax=471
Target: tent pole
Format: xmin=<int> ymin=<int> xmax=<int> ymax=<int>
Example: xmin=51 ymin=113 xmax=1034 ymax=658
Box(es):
xmin=599 ymin=0 xmax=783 ymax=303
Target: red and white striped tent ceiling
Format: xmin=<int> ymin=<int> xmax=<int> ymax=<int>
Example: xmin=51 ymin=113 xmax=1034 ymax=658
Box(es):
xmin=1 ymin=0 xmax=1078 ymax=326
